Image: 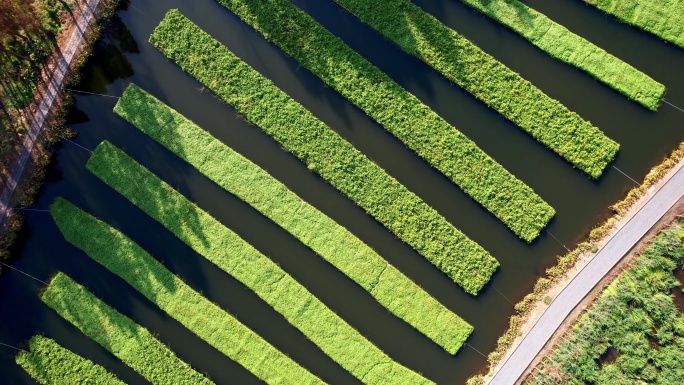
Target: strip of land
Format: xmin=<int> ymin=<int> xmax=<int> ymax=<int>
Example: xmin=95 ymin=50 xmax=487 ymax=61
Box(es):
xmin=0 ymin=0 xmax=102 ymax=226
xmin=86 ymin=142 xmax=432 ymax=384
xmin=209 ymin=1 xmax=555 ymax=242
xmin=584 ymin=0 xmax=684 ymax=50
xmin=50 ymin=198 xmax=324 ymax=385
xmin=16 ymin=335 xmax=126 ymax=385
xmin=528 ymin=220 xmax=684 ymax=383
xmin=149 ymin=9 xmax=499 ymax=294
xmin=488 ymin=159 xmax=684 ymax=384
xmin=114 ymin=83 xmax=472 ymax=354
xmin=329 ymin=0 xmax=619 ymax=178
xmin=450 ymin=0 xmax=665 ymax=109
xmin=41 ymin=272 xmax=215 ymax=385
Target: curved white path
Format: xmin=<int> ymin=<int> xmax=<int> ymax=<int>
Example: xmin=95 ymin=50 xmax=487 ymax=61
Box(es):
xmin=489 ymin=164 xmax=684 ymax=385
xmin=0 ymin=0 xmax=101 ymax=224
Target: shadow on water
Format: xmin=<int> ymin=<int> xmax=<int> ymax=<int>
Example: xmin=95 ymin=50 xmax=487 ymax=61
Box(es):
xmin=73 ymin=11 xmax=137 ymax=95
xmin=671 ymin=267 xmax=684 ymax=313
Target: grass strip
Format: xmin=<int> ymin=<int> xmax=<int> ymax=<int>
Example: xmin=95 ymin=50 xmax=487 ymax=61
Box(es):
xmin=41 ymin=272 xmax=214 ymax=385
xmin=201 ymin=3 xmax=556 ymax=242
xmin=16 ymin=335 xmax=127 ymax=385
xmin=452 ymin=0 xmax=665 ymax=110
xmin=326 ymin=0 xmax=619 ymax=177
xmin=584 ymin=0 xmax=684 ymax=50
xmin=150 ymin=10 xmax=499 ymax=294
xmin=49 ymin=198 xmax=323 ymax=385
xmin=114 ymin=84 xmax=473 ymax=354
xmin=85 ymin=142 xmax=433 ymax=385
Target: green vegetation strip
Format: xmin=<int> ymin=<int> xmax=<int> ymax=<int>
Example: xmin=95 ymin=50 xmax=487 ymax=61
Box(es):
xmin=328 ymin=0 xmax=619 ymax=178
xmin=41 ymin=272 xmax=214 ymax=385
xmin=452 ymin=0 xmax=665 ymax=109
xmin=114 ymin=84 xmax=472 ymax=354
xmin=529 ymin=221 xmax=684 ymax=384
xmin=50 ymin=198 xmax=323 ymax=385
xmin=85 ymin=142 xmax=432 ymax=385
xmin=150 ymin=10 xmax=499 ymax=294
xmin=206 ymin=2 xmax=555 ymax=242
xmin=16 ymin=335 xmax=126 ymax=385
xmin=584 ymin=0 xmax=684 ymax=50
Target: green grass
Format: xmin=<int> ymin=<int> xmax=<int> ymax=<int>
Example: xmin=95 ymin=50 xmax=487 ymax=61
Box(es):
xmin=149 ymin=10 xmax=499 ymax=294
xmin=49 ymin=198 xmax=323 ymax=385
xmin=84 ymin=142 xmax=433 ymax=385
xmin=325 ymin=0 xmax=619 ymax=178
xmin=114 ymin=83 xmax=473 ymax=354
xmin=584 ymin=0 xmax=684 ymax=50
xmin=40 ymin=272 xmax=215 ymax=385
xmin=449 ymin=0 xmax=665 ymax=110
xmin=528 ymin=221 xmax=684 ymax=384
xmin=202 ymin=3 xmax=556 ymax=242
xmin=16 ymin=335 xmax=126 ymax=385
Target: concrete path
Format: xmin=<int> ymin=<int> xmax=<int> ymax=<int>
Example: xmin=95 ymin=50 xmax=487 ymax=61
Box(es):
xmin=0 ymin=0 xmax=102 ymax=224
xmin=489 ymin=164 xmax=684 ymax=385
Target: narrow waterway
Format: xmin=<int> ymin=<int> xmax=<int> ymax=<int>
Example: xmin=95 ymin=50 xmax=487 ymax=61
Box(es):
xmin=1 ymin=0 xmax=683 ymax=383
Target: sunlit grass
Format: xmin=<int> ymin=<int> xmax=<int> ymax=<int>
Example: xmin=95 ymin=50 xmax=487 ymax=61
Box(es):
xmin=326 ymin=0 xmax=619 ymax=179
xmin=50 ymin=198 xmax=323 ymax=385
xmin=204 ymin=1 xmax=556 ymax=241
xmin=114 ymin=83 xmax=473 ymax=354
xmin=450 ymin=0 xmax=665 ymax=109
xmin=41 ymin=272 xmax=214 ymax=385
xmin=16 ymin=335 xmax=126 ymax=385
xmin=84 ymin=143 xmax=433 ymax=384
xmin=584 ymin=0 xmax=684 ymax=50
xmin=149 ymin=10 xmax=499 ymax=294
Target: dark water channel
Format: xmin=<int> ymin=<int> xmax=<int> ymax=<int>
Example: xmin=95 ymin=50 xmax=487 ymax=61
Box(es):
xmin=1 ymin=0 xmax=683 ymax=383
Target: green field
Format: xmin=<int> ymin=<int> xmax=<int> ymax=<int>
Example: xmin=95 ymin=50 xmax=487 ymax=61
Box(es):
xmin=50 ymin=198 xmax=323 ymax=384
xmin=114 ymin=83 xmax=472 ymax=354
xmin=326 ymin=0 xmax=619 ymax=178
xmin=41 ymin=272 xmax=215 ymax=385
xmin=207 ymin=1 xmax=556 ymax=242
xmin=85 ymin=142 xmax=433 ymax=384
xmin=584 ymin=0 xmax=684 ymax=50
xmin=529 ymin=221 xmax=684 ymax=384
xmin=16 ymin=335 xmax=126 ymax=385
xmin=448 ymin=0 xmax=665 ymax=109
xmin=149 ymin=10 xmax=499 ymax=294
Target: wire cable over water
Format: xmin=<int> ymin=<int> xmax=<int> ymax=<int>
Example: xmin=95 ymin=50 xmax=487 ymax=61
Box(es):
xmin=545 ymin=230 xmax=570 ymax=252
xmin=0 ymin=262 xmax=47 ymax=285
xmin=612 ymin=165 xmax=640 ymax=186
xmin=9 ymin=208 xmax=49 ymax=212
xmin=663 ymin=99 xmax=684 ymax=113
xmin=129 ymin=3 xmax=158 ymax=23
xmin=0 ymin=341 xmax=27 ymax=353
xmin=63 ymin=88 xmax=120 ymax=99
xmin=60 ymin=137 xmax=93 ymax=153
xmin=465 ymin=343 xmax=487 ymax=359
xmin=491 ymin=284 xmax=515 ymax=306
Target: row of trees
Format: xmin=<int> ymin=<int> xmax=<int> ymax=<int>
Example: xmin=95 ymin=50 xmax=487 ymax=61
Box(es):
xmin=0 ymin=0 xmax=71 ymax=163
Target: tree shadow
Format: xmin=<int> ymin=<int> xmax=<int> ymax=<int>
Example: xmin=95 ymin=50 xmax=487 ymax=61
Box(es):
xmin=85 ymin=141 xmax=211 ymax=252
xmin=73 ymin=14 xmax=138 ymax=95
xmin=41 ymin=272 xmax=167 ymax=364
xmin=465 ymin=0 xmax=538 ymax=29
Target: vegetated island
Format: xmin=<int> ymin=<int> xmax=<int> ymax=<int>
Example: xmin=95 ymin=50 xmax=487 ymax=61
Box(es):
xmin=211 ymin=0 xmax=557 ymax=242
xmin=114 ymin=83 xmax=473 ymax=354
xmin=583 ymin=0 xmax=684 ymax=50
xmin=149 ymin=9 xmax=499 ymax=294
xmin=447 ymin=0 xmax=665 ymax=109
